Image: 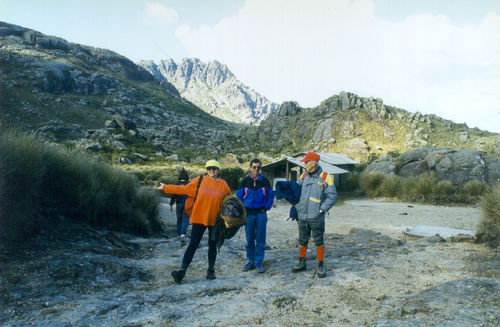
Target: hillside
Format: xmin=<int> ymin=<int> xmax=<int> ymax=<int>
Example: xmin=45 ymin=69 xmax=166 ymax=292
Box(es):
xmin=0 ymin=21 xmax=237 ymax=162
xmin=249 ymin=93 xmax=500 ymax=161
xmin=139 ymin=58 xmax=279 ymax=125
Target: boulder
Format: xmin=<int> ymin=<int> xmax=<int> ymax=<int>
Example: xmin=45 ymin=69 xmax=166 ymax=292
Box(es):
xmin=111 ymin=141 xmax=127 ymax=151
xmin=399 ymin=160 xmax=429 ymax=178
xmin=220 ymin=153 xmax=243 ymax=167
xmin=435 ymin=150 xmax=486 ymax=184
xmin=84 ymin=143 xmax=103 ymax=152
xmin=312 ymin=118 xmax=334 ymax=141
xmin=364 ymin=161 xmax=397 ymax=176
xmin=399 ymin=148 xmax=455 ymax=166
xmin=342 ymin=138 xmax=370 ymax=161
xmin=485 ymin=156 xmax=500 ymax=184
xmin=165 ymin=154 xmax=179 ymax=161
xmin=339 ymin=91 xmax=350 ymax=111
xmin=277 ymin=101 xmax=300 ymax=116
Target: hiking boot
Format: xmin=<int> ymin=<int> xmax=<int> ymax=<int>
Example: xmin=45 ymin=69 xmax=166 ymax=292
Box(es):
xmin=179 ymin=234 xmax=186 ymax=247
xmin=242 ymin=262 xmax=255 ymax=271
xmin=292 ymin=257 xmax=306 ymax=273
xmin=317 ymin=261 xmax=326 ymax=278
xmin=171 ymin=269 xmax=186 ymax=284
xmin=206 ymin=268 xmax=216 ymax=280
xmin=255 ymin=263 xmax=265 ymax=273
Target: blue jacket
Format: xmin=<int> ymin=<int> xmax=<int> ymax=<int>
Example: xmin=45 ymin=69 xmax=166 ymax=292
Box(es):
xmin=275 ymin=180 xmax=302 ymax=220
xmin=236 ymin=174 xmax=274 ymax=214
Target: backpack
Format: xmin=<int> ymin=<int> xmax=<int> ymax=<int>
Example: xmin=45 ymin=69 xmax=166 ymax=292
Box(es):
xmin=183 ymin=175 xmax=203 ymax=217
xmin=300 ymin=171 xmax=329 ymax=182
xmin=216 ymin=195 xmax=247 ymax=250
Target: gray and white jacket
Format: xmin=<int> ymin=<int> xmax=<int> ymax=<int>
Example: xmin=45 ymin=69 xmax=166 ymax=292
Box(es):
xmin=296 ymin=166 xmax=337 ymax=221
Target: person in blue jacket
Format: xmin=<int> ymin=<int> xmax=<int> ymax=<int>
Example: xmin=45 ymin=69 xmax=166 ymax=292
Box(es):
xmin=236 ymin=158 xmax=274 ymax=273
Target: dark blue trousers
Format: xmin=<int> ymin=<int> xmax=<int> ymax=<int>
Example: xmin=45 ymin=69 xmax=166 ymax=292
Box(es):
xmin=244 ymin=212 xmax=268 ymax=264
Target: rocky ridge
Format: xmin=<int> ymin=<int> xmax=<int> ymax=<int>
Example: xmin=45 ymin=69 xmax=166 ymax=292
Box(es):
xmin=254 ymin=92 xmax=499 ymax=161
xmin=139 ymin=58 xmax=279 ymax=125
xmin=0 ymin=21 xmax=236 ymax=162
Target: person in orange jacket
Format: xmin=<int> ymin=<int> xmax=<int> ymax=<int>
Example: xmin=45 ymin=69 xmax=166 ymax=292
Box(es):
xmin=154 ymin=160 xmax=230 ymax=284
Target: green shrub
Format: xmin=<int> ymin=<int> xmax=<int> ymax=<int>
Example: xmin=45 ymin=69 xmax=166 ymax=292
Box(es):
xmin=401 ymin=176 xmax=418 ymax=202
xmin=432 ymin=180 xmax=455 ymax=203
xmin=126 ymin=167 xmax=178 ymax=186
xmin=463 ymin=180 xmax=489 ymax=197
xmin=342 ymin=171 xmax=361 ymax=192
xmin=360 ymin=172 xmax=385 ymax=197
xmin=0 ymin=130 xmax=161 ymax=250
xmin=414 ymin=173 xmax=438 ymax=202
xmin=379 ymin=175 xmax=401 ymax=198
xmin=476 ymin=184 xmax=500 ymax=247
xmin=219 ymin=167 xmax=246 ymax=191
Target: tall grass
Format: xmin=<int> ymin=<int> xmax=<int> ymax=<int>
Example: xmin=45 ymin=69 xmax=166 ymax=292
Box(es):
xmin=379 ymin=175 xmax=402 ymax=198
xmin=342 ymin=171 xmax=362 ymax=193
xmin=414 ymin=173 xmax=438 ymax=202
xmin=360 ymin=172 xmax=384 ymax=197
xmin=0 ymin=131 xmax=161 ymax=249
xmin=476 ymin=185 xmax=500 ymax=247
xmin=359 ymin=170 xmax=491 ymax=205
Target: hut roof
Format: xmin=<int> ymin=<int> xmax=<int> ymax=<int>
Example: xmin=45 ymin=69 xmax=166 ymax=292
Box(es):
xmin=294 ymin=152 xmax=358 ymax=165
xmin=262 ymin=156 xmax=350 ymax=175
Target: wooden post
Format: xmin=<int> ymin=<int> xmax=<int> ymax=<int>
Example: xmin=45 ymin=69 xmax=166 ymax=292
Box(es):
xmin=286 ymin=160 xmax=289 ymax=180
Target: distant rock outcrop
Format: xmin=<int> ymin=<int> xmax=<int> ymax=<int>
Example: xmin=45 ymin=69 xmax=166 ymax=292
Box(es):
xmin=365 ymin=147 xmax=500 ymax=185
xmin=255 ymin=92 xmax=499 ymax=162
xmin=139 ymin=58 xmax=279 ymax=125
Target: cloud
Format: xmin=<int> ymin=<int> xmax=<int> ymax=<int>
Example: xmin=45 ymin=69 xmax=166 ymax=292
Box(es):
xmin=142 ymin=2 xmax=179 ymax=26
xmin=175 ymin=0 xmax=500 ymax=132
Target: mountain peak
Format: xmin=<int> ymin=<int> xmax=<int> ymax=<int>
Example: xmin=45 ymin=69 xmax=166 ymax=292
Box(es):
xmin=139 ymin=58 xmax=278 ymax=125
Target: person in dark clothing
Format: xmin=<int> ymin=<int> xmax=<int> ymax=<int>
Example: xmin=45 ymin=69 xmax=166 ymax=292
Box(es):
xmin=170 ymin=169 xmax=190 ymax=244
xmin=236 ymin=158 xmax=274 ymax=273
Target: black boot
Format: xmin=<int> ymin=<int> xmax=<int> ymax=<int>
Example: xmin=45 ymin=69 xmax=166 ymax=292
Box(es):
xmin=171 ymin=269 xmax=186 ymax=284
xmin=292 ymin=257 xmax=306 ymax=273
xmin=317 ymin=261 xmax=326 ymax=278
xmin=206 ymin=268 xmax=216 ymax=280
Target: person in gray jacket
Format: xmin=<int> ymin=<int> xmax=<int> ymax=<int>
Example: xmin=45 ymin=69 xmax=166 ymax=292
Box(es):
xmin=292 ymin=152 xmax=337 ymax=278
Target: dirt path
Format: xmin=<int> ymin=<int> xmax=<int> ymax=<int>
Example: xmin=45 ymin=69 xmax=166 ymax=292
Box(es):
xmin=323 ymin=199 xmax=479 ymax=235
xmin=150 ymin=199 xmax=497 ymax=326
xmin=1 ymin=199 xmax=498 ymax=326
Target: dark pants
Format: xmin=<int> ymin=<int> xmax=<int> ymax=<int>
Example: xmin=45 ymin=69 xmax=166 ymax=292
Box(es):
xmin=175 ymin=204 xmax=190 ymax=236
xmin=181 ymin=223 xmax=217 ymax=271
xmin=297 ymin=219 xmax=325 ymax=247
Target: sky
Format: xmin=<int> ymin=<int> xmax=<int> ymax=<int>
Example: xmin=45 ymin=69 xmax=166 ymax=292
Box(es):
xmin=1 ymin=0 xmax=499 ymax=132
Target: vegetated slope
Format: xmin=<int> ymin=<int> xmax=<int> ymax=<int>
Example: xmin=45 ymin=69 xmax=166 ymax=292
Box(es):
xmin=0 ymin=21 xmax=237 ymax=161
xmin=249 ymin=92 xmax=499 ymax=161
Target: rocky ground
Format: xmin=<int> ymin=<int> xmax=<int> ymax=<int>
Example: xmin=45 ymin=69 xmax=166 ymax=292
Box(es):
xmin=1 ymin=199 xmax=499 ymax=327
